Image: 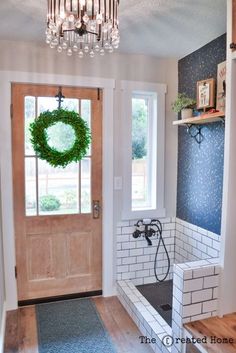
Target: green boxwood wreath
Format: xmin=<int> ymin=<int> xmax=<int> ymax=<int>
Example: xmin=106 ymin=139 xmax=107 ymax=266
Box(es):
xmin=30 ymin=109 xmax=91 ymax=168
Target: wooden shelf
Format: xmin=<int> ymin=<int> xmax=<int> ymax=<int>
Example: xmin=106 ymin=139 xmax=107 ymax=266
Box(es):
xmin=173 ymin=112 xmax=225 ymax=126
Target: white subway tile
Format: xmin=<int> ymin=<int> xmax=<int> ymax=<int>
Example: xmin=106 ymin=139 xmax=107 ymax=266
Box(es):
xmin=143 ymin=276 xmax=157 ymax=284
xmin=184 ymin=278 xmax=203 ymax=292
xmin=122 ymin=257 xmax=136 ymax=265
xmin=136 ymin=269 xmax=150 ymax=278
xmin=122 ymin=226 xmax=135 ymax=234
xmin=197 ymin=226 xmax=208 ymax=236
xmin=190 ymin=313 xmax=211 ymax=321
xmin=192 ymin=288 xmax=213 ymax=303
xmin=183 ymin=292 xmax=191 ymax=305
xmin=213 ymin=287 xmax=218 ymax=299
xmin=117 ymin=265 xmax=129 ymax=273
xmin=130 ymin=263 xmax=143 ymax=272
xmin=183 ymin=270 xmax=193 ymax=280
xmin=122 ymin=241 xmax=136 ymax=250
xmin=207 ymin=247 xmax=219 ymax=258
xmin=182 ymin=303 xmax=202 ymax=318
xmin=117 ymin=234 xmax=130 ymax=243
xmin=173 ymin=285 xmax=183 ymax=302
xmin=173 ymin=297 xmax=182 ymax=315
xmin=143 ymin=262 xmax=154 ymax=270
xmin=173 ymin=273 xmax=184 ymax=291
xmin=138 ymin=255 xmax=150 ymax=263
xmin=207 ymin=231 xmax=220 ymax=242
xmin=121 ymin=272 xmax=135 ymax=280
xmin=132 ymin=278 xmax=144 ymax=286
xmin=197 ymin=242 xmax=207 ymax=253
xmin=202 ymin=299 xmax=218 ymax=313
xmin=149 ymin=321 xmax=165 ymax=335
xmin=130 ymin=248 xmax=143 ymax=256
xmin=192 ymin=266 xmax=214 ymax=278
xmin=117 ymin=250 xmax=129 ymax=258
xmin=201 ymin=235 xmax=213 ymax=247
xmin=212 ymin=240 xmax=221 ymax=251
xmin=203 ymin=275 xmax=219 ymax=289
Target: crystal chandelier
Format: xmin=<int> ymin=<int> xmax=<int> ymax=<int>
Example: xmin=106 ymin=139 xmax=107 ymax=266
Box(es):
xmin=46 ymin=0 xmax=120 ymax=58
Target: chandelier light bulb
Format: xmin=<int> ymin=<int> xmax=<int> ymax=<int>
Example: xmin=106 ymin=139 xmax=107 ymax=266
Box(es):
xmin=46 ymin=0 xmax=120 ymax=58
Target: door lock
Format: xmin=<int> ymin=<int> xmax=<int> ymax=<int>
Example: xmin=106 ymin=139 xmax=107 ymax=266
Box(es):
xmin=93 ymin=200 xmax=101 ymax=219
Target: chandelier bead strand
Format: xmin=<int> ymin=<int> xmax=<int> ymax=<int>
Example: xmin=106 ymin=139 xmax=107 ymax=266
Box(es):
xmin=46 ymin=0 xmax=120 ymax=58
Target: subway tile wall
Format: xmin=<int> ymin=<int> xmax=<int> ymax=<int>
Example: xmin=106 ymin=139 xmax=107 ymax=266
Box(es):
xmin=116 ymin=217 xmax=220 ymax=283
xmin=175 ymin=218 xmax=220 ymax=264
xmin=172 ymin=259 xmax=220 ymax=353
xmin=116 ymin=218 xmax=176 ymax=284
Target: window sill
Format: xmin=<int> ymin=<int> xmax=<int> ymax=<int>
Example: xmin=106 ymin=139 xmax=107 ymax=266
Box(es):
xmin=122 ymin=208 xmax=166 ymax=221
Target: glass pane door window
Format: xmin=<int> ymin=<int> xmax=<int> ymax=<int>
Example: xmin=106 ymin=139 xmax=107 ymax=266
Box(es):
xmin=25 ymin=96 xmax=92 ymax=216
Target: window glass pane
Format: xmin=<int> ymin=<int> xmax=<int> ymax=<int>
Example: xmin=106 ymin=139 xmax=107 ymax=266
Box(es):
xmin=61 ymin=98 xmax=79 ymax=112
xmin=47 ymin=122 xmax=76 ymax=152
xmin=38 ymin=160 xmax=79 ymax=215
xmin=81 ymin=158 xmax=91 ymax=213
xmin=132 ymin=97 xmax=151 ymax=210
xmin=25 ymin=96 xmax=35 ymax=156
xmin=38 ymin=97 xmax=58 ymax=114
xmin=25 ymin=157 xmax=37 ymax=216
xmin=81 ymin=100 xmax=91 ymax=155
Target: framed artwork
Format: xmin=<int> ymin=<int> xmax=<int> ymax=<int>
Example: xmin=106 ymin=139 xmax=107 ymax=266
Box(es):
xmin=216 ymin=61 xmax=226 ymax=113
xmin=197 ymin=78 xmax=215 ymax=111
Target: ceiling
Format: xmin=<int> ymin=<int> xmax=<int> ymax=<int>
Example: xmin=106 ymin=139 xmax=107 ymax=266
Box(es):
xmin=0 ymin=0 xmax=227 ymax=58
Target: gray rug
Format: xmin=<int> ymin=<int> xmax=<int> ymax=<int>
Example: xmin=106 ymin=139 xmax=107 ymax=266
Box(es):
xmin=36 ymin=298 xmax=117 ymax=353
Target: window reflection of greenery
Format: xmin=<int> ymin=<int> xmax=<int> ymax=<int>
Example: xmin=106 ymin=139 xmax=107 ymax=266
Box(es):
xmin=132 ymin=98 xmax=148 ymax=160
xmin=25 ymin=97 xmax=92 ymax=216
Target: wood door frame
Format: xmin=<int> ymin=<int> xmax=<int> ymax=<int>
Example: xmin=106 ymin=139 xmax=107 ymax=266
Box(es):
xmin=0 ymin=71 xmax=115 ymax=310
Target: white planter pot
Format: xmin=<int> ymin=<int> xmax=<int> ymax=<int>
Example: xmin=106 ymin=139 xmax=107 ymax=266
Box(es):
xmin=181 ymin=108 xmax=193 ymax=120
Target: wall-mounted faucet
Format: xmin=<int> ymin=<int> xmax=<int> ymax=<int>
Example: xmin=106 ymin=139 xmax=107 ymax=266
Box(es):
xmin=133 ymin=219 xmax=161 ymax=246
xmin=132 ymin=218 xmax=170 ymax=282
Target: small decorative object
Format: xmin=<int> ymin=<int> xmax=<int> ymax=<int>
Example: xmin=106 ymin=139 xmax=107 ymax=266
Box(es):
xmin=30 ymin=109 xmax=91 ymax=168
xmin=197 ymin=78 xmax=215 ymax=111
xmin=171 ymin=93 xmax=196 ymax=120
xmin=216 ymin=61 xmax=226 ymax=113
xmin=46 ymin=0 xmax=120 ymax=58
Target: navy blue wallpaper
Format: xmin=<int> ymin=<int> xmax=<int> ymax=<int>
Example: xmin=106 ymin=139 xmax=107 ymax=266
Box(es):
xmin=177 ymin=34 xmax=226 ymax=235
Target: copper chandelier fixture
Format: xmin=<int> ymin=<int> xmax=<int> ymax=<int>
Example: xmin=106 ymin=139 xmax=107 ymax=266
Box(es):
xmin=46 ymin=0 xmax=120 ymax=58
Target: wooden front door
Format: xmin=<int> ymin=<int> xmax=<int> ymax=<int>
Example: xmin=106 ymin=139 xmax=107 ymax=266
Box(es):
xmin=12 ymin=84 xmax=102 ymax=302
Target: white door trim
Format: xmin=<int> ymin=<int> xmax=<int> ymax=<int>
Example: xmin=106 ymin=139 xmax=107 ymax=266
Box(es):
xmin=0 ymin=302 xmax=6 ymax=353
xmin=0 ymin=71 xmax=116 ymax=310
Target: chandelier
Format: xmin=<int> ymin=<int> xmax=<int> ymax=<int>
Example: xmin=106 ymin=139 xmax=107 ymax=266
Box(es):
xmin=46 ymin=0 xmax=120 ymax=58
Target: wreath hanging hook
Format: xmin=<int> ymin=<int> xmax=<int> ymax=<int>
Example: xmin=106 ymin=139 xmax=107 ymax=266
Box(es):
xmin=55 ymin=86 xmax=65 ymax=109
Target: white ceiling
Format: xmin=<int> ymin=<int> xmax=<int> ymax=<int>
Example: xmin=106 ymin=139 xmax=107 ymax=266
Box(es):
xmin=0 ymin=0 xmax=227 ymax=58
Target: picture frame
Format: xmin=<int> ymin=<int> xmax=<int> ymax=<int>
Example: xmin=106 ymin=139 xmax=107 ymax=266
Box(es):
xmin=216 ymin=61 xmax=226 ymax=113
xmin=197 ymin=78 xmax=215 ymax=111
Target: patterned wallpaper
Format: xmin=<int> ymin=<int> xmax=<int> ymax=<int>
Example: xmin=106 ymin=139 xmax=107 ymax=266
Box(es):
xmin=177 ymin=34 xmax=226 ymax=235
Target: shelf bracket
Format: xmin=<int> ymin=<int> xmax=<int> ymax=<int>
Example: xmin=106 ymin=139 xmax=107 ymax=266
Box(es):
xmin=186 ymin=124 xmax=204 ymax=145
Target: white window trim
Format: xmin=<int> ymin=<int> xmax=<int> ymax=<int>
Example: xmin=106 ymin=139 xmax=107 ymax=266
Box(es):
xmin=121 ymin=80 xmax=167 ymax=220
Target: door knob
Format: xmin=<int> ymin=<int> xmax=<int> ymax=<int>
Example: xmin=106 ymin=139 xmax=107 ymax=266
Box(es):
xmin=93 ymin=200 xmax=101 ymax=219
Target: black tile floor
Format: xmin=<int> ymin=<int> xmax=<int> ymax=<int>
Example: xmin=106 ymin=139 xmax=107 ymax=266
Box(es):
xmin=137 ymin=280 xmax=173 ymax=326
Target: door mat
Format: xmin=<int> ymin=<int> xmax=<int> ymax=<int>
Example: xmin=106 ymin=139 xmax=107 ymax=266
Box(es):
xmin=36 ymin=298 xmax=117 ymax=353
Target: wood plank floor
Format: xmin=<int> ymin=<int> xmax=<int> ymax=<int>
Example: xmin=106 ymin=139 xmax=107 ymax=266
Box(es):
xmin=4 ymin=296 xmax=153 ymax=353
xmin=185 ymin=312 xmax=236 ymax=353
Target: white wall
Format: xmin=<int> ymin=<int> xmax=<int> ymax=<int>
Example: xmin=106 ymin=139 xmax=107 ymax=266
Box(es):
xmin=0 ymin=168 xmax=6 ymax=352
xmin=0 ymin=39 xmax=178 ymax=308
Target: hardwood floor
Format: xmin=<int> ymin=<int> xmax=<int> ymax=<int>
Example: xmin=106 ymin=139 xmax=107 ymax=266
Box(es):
xmin=185 ymin=312 xmax=236 ymax=353
xmin=4 ymin=296 xmax=153 ymax=353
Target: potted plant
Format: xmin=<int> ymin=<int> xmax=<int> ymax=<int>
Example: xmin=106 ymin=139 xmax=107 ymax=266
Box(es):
xmin=172 ymin=93 xmax=196 ymax=119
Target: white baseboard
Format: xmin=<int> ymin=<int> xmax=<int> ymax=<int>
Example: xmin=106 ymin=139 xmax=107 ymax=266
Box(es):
xmin=0 ymin=302 xmax=6 ymax=353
